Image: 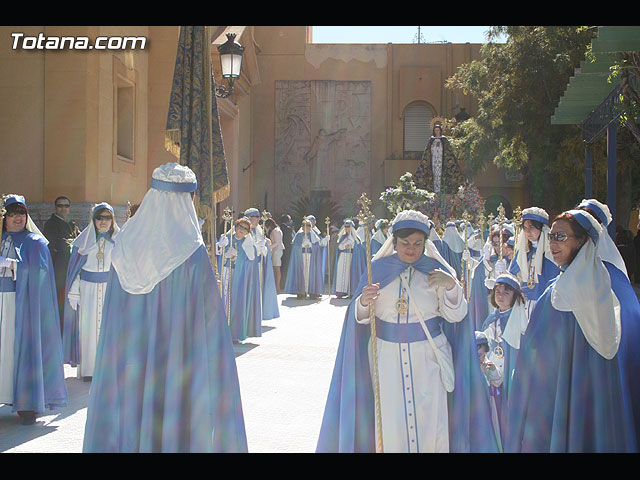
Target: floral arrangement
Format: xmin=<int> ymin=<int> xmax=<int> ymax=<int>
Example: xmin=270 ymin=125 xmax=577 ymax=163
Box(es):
xmin=379 ymin=172 xmax=435 ymax=216
xmin=450 ymin=181 xmax=484 ymax=218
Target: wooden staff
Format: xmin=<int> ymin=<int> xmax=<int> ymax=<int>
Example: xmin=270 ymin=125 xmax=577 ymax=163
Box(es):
xmin=356 ymin=193 xmax=383 ymax=453
xmin=325 ymin=216 xmax=331 ymax=296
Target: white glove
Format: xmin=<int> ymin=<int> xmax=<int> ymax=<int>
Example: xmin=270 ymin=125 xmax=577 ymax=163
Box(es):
xmin=462 ymin=250 xmax=471 ymax=262
xmin=224 ymin=247 xmax=238 ymax=260
xmin=0 ymin=256 xmax=14 ymax=269
xmin=301 ymin=240 xmax=312 ymax=249
xmin=255 ymin=240 xmax=268 ymax=256
xmin=68 ymin=295 xmax=79 ymax=311
xmin=319 ymin=236 xmax=329 ymax=247
xmin=217 ymin=236 xmax=229 ymax=248
xmin=495 ymin=259 xmax=507 ymax=275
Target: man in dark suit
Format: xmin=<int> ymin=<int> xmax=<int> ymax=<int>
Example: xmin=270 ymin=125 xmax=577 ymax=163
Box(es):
xmin=42 ymin=196 xmax=80 ymax=334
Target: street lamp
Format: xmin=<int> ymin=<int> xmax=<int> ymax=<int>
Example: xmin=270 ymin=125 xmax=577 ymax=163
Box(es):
xmin=215 ymin=33 xmax=244 ymax=98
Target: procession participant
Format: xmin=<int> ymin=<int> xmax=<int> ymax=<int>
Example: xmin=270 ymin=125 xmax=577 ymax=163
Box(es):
xmin=284 ymin=218 xmax=328 ymax=300
xmin=63 ymin=203 xmax=120 ymax=380
xmin=443 ymin=220 xmax=465 ymax=280
xmin=370 ymin=219 xmax=389 ymax=256
xmin=576 ymin=198 xmax=640 ymax=450
xmin=306 ymin=215 xmax=322 ymax=235
xmin=332 ymin=219 xmax=366 ymax=299
xmin=477 ymin=273 xmax=527 ymax=448
xmin=0 ymin=194 xmax=67 ymax=425
xmin=508 ymin=207 xmax=558 ymax=319
xmin=216 ymin=218 xmax=262 ymax=343
xmin=244 ymin=208 xmax=279 ymax=321
xmin=317 ymin=210 xmax=498 ymax=453
xmin=468 ymin=226 xmax=511 ymax=329
xmin=83 ymin=163 xmax=247 ymax=453
xmin=505 ymin=210 xmax=634 ymax=453
xmin=264 ymin=218 xmax=284 ymax=292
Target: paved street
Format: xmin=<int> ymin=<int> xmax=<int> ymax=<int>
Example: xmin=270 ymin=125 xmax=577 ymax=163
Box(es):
xmin=0 ymin=294 xmax=349 ymax=453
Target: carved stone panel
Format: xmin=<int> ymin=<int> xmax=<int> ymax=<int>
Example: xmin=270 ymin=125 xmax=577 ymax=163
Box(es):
xmin=275 ymin=80 xmax=371 ymax=216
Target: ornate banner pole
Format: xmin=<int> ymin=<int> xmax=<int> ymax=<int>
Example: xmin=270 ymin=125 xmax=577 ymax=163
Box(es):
xmin=325 ymin=216 xmax=331 ymax=296
xmin=357 ymin=193 xmax=383 ymax=454
xmin=512 ymin=206 xmax=522 ymax=244
xmin=461 ymin=209 xmax=472 ymax=300
xmin=496 ymin=203 xmax=506 ymax=261
xmin=0 ymin=194 xmax=6 ymax=240
xmin=221 ymin=207 xmax=234 ymax=325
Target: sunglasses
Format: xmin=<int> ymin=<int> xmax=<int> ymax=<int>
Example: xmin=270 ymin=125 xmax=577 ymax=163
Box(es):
xmin=94 ymin=215 xmax=112 ymax=221
xmin=548 ymin=232 xmax=574 ymax=242
xmin=56 ymin=204 xmax=70 ymax=208
xmin=7 ymin=210 xmax=27 ymax=217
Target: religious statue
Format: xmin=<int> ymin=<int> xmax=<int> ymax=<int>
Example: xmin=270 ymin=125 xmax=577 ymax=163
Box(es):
xmin=412 ymin=119 xmax=467 ymax=222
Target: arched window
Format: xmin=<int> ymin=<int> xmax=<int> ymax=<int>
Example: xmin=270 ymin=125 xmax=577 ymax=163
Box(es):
xmin=403 ymin=103 xmax=434 ymax=154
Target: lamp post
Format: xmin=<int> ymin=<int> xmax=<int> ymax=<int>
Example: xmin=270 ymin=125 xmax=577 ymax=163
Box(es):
xmin=215 ymin=33 xmax=244 ymax=98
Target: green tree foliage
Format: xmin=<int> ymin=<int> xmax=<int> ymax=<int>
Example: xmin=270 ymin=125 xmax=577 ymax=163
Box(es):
xmin=445 ymin=26 xmax=598 ymax=212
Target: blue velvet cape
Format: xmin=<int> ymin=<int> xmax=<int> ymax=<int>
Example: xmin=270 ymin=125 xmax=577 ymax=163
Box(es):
xmin=216 ymin=234 xmax=262 ymax=342
xmin=1 ymin=229 xmax=67 ymax=413
xmin=316 ymin=253 xmax=499 ymax=452
xmin=82 ymin=244 xmax=247 ymax=452
xmin=504 ymin=275 xmax=635 ymax=453
xmin=331 ymin=235 xmax=366 ymax=296
xmin=283 ymin=231 xmax=326 ymax=296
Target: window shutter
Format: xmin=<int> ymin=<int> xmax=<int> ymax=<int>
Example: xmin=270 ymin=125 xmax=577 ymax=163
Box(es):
xmin=404 ymin=104 xmax=434 ymax=152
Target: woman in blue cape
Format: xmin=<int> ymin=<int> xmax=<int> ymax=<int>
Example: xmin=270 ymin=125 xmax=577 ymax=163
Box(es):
xmin=575 ymin=199 xmax=640 ymax=451
xmin=283 ymin=218 xmax=328 ymax=299
xmin=508 ymin=207 xmax=559 ymax=319
xmin=82 ymin=163 xmax=247 ymax=453
xmin=468 ymin=226 xmax=511 ymax=330
xmin=332 ymin=219 xmax=366 ymax=298
xmin=62 ymin=202 xmax=119 ymax=379
xmin=217 ymin=217 xmax=263 ymax=342
xmin=370 ymin=219 xmax=389 ymax=256
xmin=316 ymin=210 xmax=499 ymax=453
xmin=505 ymin=209 xmax=634 ymax=452
xmin=0 ymin=194 xmax=67 ymax=425
xmin=244 ymin=208 xmax=280 ymax=321
xmin=476 ymin=272 xmax=528 ymax=450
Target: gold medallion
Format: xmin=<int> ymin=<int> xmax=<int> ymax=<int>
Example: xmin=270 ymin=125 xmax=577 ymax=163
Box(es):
xmin=395 ymin=297 xmax=409 ymax=314
xmin=96 ymin=252 xmax=104 ymax=261
xmin=493 ymin=344 xmax=504 ymax=359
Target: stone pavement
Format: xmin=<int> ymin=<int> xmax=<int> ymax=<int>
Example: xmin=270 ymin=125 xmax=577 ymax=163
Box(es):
xmin=0 ymin=294 xmax=349 ymax=453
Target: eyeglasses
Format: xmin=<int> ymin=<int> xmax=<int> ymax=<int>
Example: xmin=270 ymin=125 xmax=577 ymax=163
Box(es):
xmin=548 ymin=232 xmax=574 ymax=242
xmin=56 ymin=204 xmax=70 ymax=208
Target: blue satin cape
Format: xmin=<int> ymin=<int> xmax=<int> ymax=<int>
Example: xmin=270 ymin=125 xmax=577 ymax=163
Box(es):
xmin=504 ymin=276 xmax=634 ymax=452
xmin=316 ymin=253 xmax=499 ymax=452
xmin=260 ymin=249 xmax=280 ymax=320
xmin=283 ymin=231 xmax=326 ymax=296
xmin=508 ymin=246 xmax=559 ymax=302
xmin=82 ymin=244 xmax=247 ymax=452
xmin=1 ymin=229 xmax=67 ymax=413
xmin=216 ymin=235 xmax=262 ymax=342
